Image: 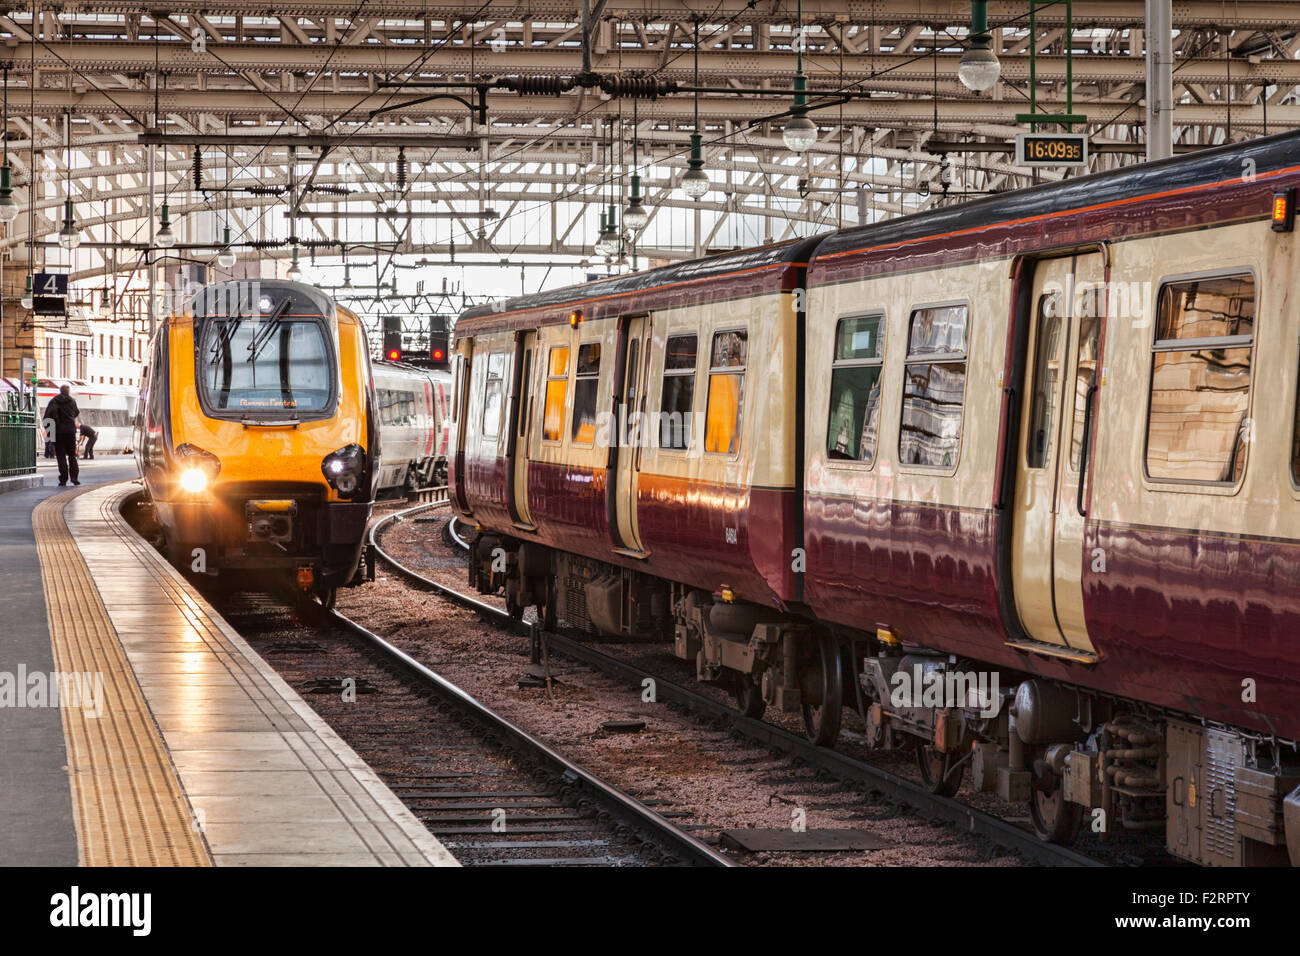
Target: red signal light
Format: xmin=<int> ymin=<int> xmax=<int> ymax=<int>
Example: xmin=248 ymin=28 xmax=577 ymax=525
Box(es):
xmin=431 ymin=349 xmax=445 ymax=362
xmin=386 ymin=349 xmax=400 ymax=361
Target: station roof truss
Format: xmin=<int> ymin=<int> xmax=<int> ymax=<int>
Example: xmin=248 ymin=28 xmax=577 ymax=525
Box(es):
xmin=0 ymin=1 xmax=1297 ymax=292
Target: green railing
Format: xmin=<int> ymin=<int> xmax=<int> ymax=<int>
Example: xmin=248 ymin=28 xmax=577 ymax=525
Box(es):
xmin=2 ymin=391 xmax=37 ymax=478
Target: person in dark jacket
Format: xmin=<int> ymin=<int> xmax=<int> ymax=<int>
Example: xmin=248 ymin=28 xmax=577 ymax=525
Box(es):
xmin=79 ymin=422 xmax=98 ymax=460
xmin=43 ymin=385 xmax=80 ymax=486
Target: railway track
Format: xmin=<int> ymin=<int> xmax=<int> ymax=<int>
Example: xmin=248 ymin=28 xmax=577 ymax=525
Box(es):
xmin=214 ymin=590 xmax=732 ymax=868
xmin=369 ymin=499 xmax=1105 ymax=868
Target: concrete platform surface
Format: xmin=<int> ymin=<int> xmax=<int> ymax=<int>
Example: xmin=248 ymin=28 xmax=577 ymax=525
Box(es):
xmin=1 ymin=472 xmax=457 ymax=867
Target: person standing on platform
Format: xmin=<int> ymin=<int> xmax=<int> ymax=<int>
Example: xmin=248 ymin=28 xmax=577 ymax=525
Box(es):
xmin=43 ymin=385 xmax=81 ymax=486
xmin=78 ymin=422 xmax=98 ymax=460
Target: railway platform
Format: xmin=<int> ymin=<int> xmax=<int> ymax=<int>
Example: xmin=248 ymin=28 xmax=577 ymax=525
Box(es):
xmin=0 ymin=466 xmax=457 ymax=867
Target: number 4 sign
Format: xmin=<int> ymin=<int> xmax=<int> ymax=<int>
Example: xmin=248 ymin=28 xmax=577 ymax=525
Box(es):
xmin=35 ymin=272 xmax=68 ymax=296
xmin=33 ymin=272 xmax=68 ymax=316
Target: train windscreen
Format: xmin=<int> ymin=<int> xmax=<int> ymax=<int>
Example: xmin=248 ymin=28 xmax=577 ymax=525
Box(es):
xmin=190 ymin=281 xmax=339 ymax=420
xmin=198 ymin=313 xmax=332 ymax=413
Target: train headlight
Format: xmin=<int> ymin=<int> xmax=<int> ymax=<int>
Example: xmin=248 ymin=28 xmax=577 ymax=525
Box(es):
xmin=173 ymin=443 xmax=221 ymax=494
xmin=322 ymin=444 xmax=365 ymax=498
xmin=179 ymin=469 xmax=209 ymax=493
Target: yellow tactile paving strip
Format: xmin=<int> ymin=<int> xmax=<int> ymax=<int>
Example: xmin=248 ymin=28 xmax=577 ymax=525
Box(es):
xmin=33 ymin=488 xmax=213 ymax=867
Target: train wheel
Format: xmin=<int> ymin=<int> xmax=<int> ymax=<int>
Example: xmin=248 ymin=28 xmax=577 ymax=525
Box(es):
xmin=916 ymin=745 xmax=963 ymax=798
xmin=801 ymin=632 xmax=843 ymax=747
xmin=1029 ymin=775 xmax=1084 ymax=845
xmin=733 ymin=674 xmax=766 ymax=719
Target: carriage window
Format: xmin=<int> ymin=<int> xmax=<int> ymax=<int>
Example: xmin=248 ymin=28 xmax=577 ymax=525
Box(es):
xmin=571 ymin=343 xmax=601 ymax=445
xmin=1069 ymin=313 xmax=1103 ymax=472
xmin=146 ymin=337 xmax=166 ymax=448
xmin=1026 ymin=294 xmax=1064 ymax=469
xmin=542 ymin=346 xmax=569 ymax=441
xmin=482 ymin=352 xmax=505 ymax=440
xmin=659 ymin=334 xmax=697 ymax=450
xmin=626 ymin=342 xmax=639 ymax=407
xmin=451 ymin=355 xmax=464 ymax=423
xmin=704 ymin=330 xmax=747 ymax=454
xmin=518 ymin=348 xmax=533 ymax=439
xmin=1145 ymin=274 xmax=1255 ymax=484
xmin=826 ymin=314 xmax=884 ymax=465
xmin=899 ymin=304 xmax=968 ymax=469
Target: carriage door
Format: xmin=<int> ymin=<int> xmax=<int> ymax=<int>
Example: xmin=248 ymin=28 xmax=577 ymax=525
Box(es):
xmin=506 ymin=331 xmax=536 ymax=528
xmin=613 ymin=315 xmax=651 ymax=554
xmin=1009 ymin=253 xmax=1103 ymax=656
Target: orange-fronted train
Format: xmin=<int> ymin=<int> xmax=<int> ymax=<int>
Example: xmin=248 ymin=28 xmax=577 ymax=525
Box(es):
xmin=134 ymin=279 xmax=377 ymax=601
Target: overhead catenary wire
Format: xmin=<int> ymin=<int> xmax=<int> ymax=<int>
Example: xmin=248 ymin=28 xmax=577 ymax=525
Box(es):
xmin=20 ymin=6 xmax=1230 ymax=296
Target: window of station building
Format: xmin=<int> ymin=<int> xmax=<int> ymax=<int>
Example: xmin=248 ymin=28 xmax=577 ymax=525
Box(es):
xmin=542 ymin=346 xmax=569 ymax=442
xmin=482 ymin=352 xmax=505 ymax=440
xmin=1145 ymin=274 xmax=1255 ymax=484
xmin=571 ymin=343 xmax=601 ymax=445
xmin=826 ymin=314 xmax=885 ymax=465
xmin=659 ymin=333 xmax=698 ymax=451
xmin=704 ymin=329 xmax=747 ymax=455
xmin=898 ymin=304 xmax=969 ymax=469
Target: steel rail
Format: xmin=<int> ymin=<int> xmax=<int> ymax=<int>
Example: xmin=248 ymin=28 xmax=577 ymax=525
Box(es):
xmin=370 ymin=501 xmax=1106 ymax=867
xmin=320 ymin=588 xmax=733 ymax=868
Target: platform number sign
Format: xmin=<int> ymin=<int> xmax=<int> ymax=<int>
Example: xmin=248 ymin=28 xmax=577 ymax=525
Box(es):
xmin=1015 ymin=133 xmax=1088 ymax=169
xmin=33 ymin=272 xmax=69 ymax=317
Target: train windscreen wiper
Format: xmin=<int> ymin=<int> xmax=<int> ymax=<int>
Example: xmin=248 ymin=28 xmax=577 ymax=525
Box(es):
xmin=207 ymin=315 xmax=243 ymax=363
xmin=205 ymin=315 xmax=243 ymax=398
xmin=246 ymin=298 xmax=292 ymax=364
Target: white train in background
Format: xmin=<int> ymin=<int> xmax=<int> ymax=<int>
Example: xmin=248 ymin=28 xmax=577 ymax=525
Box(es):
xmin=2 ymin=378 xmax=140 ymax=456
xmin=371 ymin=360 xmax=452 ymax=497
